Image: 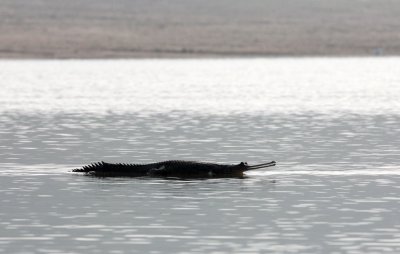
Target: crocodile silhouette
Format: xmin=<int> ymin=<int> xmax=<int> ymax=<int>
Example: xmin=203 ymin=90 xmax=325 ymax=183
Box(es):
xmin=73 ymin=160 xmax=276 ymax=178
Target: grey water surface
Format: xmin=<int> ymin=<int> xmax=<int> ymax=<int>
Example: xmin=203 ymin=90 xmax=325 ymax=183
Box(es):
xmin=1 ymin=58 xmax=400 ymax=253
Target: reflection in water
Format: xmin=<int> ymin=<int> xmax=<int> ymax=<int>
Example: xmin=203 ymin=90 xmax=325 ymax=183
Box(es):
xmin=1 ymin=171 xmax=400 ymax=253
xmin=1 ymin=59 xmax=400 ymax=253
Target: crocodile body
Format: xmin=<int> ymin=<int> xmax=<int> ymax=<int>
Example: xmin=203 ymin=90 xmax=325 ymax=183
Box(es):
xmin=72 ymin=160 xmax=276 ymax=178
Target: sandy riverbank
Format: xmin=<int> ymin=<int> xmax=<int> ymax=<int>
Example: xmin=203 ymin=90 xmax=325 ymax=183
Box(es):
xmin=1 ymin=0 xmax=399 ymax=58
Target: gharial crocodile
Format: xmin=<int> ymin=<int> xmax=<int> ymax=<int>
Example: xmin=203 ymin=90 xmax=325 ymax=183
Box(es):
xmin=73 ymin=160 xmax=276 ymax=178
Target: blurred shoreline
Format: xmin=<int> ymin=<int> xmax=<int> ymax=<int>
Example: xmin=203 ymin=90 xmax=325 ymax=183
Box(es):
xmin=0 ymin=50 xmax=395 ymax=59
xmin=1 ymin=0 xmax=399 ymax=59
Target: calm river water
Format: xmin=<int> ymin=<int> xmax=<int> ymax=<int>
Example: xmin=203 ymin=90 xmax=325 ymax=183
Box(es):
xmin=1 ymin=58 xmax=400 ymax=253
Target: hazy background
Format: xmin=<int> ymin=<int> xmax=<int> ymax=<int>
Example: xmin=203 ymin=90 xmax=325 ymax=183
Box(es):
xmin=1 ymin=0 xmax=399 ymax=58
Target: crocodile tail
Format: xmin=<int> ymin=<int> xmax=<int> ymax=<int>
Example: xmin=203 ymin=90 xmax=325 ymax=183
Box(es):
xmin=73 ymin=161 xmax=106 ymax=173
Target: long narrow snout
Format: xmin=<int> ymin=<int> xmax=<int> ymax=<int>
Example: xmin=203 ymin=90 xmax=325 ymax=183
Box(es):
xmin=244 ymin=161 xmax=276 ymax=171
